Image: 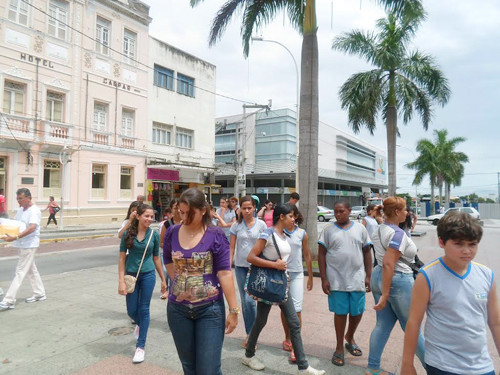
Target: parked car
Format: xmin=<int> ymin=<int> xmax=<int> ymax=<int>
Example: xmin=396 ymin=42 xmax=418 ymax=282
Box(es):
xmin=426 ymin=207 xmax=480 ymax=225
xmin=350 ymin=206 xmax=366 ymax=219
xmin=317 ymin=206 xmax=334 ymax=222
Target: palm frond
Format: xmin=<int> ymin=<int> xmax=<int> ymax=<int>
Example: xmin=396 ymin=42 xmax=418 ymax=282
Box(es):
xmin=208 ymin=0 xmax=246 ymax=47
xmin=332 ymin=30 xmax=377 ymax=65
xmin=376 ymin=0 xmax=426 ymax=21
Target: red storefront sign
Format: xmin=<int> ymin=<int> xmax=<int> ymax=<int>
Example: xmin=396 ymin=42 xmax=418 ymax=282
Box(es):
xmin=147 ymin=168 xmax=180 ymax=181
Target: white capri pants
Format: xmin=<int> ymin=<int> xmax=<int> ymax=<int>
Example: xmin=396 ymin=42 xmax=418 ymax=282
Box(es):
xmin=288 ymin=271 xmax=304 ymax=312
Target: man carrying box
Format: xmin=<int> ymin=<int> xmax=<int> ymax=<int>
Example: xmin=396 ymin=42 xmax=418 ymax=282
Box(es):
xmin=0 ymin=188 xmax=46 ymax=311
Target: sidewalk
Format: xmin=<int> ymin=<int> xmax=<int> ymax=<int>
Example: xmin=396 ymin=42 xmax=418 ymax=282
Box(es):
xmin=0 ymin=263 xmax=421 ymax=375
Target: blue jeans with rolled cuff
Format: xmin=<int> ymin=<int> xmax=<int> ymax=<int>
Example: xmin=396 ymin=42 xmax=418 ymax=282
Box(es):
xmin=235 ymin=266 xmax=257 ymax=334
xmin=125 ymin=270 xmax=156 ymax=349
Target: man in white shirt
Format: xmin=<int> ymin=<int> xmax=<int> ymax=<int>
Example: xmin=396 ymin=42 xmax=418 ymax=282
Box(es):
xmin=0 ymin=188 xmax=46 ymax=311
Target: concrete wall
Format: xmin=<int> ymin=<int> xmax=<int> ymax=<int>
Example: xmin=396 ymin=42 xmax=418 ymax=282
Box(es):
xmin=478 ymin=204 xmax=500 ymax=219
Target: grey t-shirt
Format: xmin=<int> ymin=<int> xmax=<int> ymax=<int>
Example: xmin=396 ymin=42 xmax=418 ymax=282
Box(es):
xmin=230 ymin=219 xmax=267 ymax=267
xmin=318 ymin=222 xmax=371 ymax=292
xmin=372 ymin=223 xmax=417 ymax=273
xmin=285 ymin=226 xmax=306 ymax=272
xmin=216 ymin=208 xmax=236 ymax=238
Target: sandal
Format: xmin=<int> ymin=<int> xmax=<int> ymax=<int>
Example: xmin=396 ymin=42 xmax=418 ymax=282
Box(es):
xmin=345 ymin=342 xmax=363 ymax=356
xmin=160 ymin=292 xmax=168 ymax=300
xmin=289 ymin=350 xmax=296 ymax=362
xmin=282 ymin=340 xmax=292 ymax=352
xmin=331 ymin=352 xmax=344 ymax=366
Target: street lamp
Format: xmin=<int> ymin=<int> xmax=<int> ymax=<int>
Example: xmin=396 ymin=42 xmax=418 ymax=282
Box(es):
xmin=251 ymin=36 xmax=300 ymax=192
xmin=396 ymin=144 xmax=419 ymax=214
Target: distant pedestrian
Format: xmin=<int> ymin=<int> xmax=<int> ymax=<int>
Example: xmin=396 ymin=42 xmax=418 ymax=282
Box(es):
xmin=230 ymin=196 xmax=240 ymax=217
xmin=365 ymin=197 xmax=425 ymax=375
xmin=118 ymin=204 xmax=166 ymax=364
xmin=402 ymin=212 xmax=500 ymax=375
xmin=0 ymin=188 xmax=8 ymax=218
xmin=214 ymin=197 xmax=236 ymax=240
xmin=0 ymin=188 xmax=46 ymax=311
xmin=118 ymin=201 xmax=140 ymax=239
xmin=281 ymin=204 xmax=314 ymax=363
xmin=362 ymin=204 xmax=382 ymax=239
xmin=136 ymin=195 xmax=145 ymax=205
xmin=399 ymin=207 xmax=417 ymax=238
xmin=43 ymin=196 xmax=60 ymax=228
xmin=288 ymin=192 xmax=300 ymax=206
xmin=242 ymin=204 xmax=325 ymax=375
xmin=164 ymin=188 xmax=239 ymax=375
xmin=257 ymin=200 xmax=274 ymax=227
xmin=318 ymin=200 xmax=372 ymax=367
xmin=229 ymin=195 xmax=267 ymax=347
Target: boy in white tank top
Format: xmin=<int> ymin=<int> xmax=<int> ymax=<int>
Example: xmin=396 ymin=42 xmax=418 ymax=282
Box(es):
xmin=402 ymin=211 xmax=500 ymax=375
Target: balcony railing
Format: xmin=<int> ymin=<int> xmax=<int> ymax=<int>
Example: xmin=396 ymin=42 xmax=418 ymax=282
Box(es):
xmin=43 ymin=120 xmax=73 ymax=144
xmin=0 ymin=114 xmax=35 ymax=141
xmin=91 ymin=131 xmax=111 ymax=146
xmin=120 ymin=136 xmax=135 ymax=149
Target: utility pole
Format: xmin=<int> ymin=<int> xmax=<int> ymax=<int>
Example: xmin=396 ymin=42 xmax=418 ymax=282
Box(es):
xmin=234 ymin=101 xmax=272 ymax=198
xmin=498 ymin=172 xmax=500 ymax=203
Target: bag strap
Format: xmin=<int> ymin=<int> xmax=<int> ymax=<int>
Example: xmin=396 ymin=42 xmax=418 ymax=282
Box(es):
xmin=377 ymin=226 xmax=413 ymax=267
xmin=135 ymin=229 xmax=154 ymax=278
xmin=270 ymin=232 xmax=283 ymax=260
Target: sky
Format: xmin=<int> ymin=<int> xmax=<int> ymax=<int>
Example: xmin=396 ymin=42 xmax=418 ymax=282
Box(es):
xmin=144 ymin=0 xmax=500 ymax=200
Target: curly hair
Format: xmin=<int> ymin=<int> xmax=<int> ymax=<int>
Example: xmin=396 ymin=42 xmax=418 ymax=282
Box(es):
xmin=124 ymin=204 xmax=153 ymax=249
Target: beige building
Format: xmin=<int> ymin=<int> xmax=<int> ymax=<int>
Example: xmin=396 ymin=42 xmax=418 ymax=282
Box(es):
xmin=0 ymin=0 xmax=217 ymax=225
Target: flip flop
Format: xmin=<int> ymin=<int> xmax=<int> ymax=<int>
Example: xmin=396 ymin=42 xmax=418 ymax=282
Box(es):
xmin=331 ymin=352 xmax=344 ymax=366
xmin=366 ymin=369 xmax=395 ymax=375
xmin=345 ymin=342 xmax=363 ymax=356
xmin=282 ymin=340 xmax=292 ymax=352
xmin=289 ymin=350 xmax=296 ymax=362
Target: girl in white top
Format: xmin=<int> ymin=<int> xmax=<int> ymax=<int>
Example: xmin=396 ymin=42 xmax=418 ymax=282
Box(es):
xmin=281 ymin=205 xmax=314 ymax=362
xmin=229 ymin=196 xmax=267 ymax=346
xmin=242 ymin=204 xmax=325 ymax=375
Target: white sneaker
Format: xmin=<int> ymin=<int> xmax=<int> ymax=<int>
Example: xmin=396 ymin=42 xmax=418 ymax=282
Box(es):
xmin=298 ymin=366 xmax=326 ymax=375
xmin=132 ymin=347 xmax=145 ymax=363
xmin=0 ymin=301 xmax=14 ymax=311
xmin=25 ymin=295 xmax=47 ymax=303
xmin=133 ymin=325 xmax=140 ymax=340
xmin=241 ymin=355 xmax=265 ymax=371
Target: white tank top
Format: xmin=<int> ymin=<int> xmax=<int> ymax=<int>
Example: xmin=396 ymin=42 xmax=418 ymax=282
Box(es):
xmin=421 ymin=258 xmax=494 ymax=373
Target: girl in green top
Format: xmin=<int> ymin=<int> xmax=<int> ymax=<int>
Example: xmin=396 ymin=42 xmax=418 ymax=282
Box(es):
xmin=118 ymin=204 xmax=166 ymax=364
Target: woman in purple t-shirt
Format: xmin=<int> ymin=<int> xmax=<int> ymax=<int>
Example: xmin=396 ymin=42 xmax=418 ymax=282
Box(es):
xmin=163 ymin=188 xmax=239 ymax=375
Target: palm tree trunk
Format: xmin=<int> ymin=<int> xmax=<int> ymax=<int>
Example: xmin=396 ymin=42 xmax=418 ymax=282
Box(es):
xmin=430 ymin=180 xmax=435 ymax=215
xmin=299 ymin=0 xmax=319 ymax=259
xmin=386 ymin=71 xmax=397 ymax=196
xmin=445 ymin=181 xmax=450 ymax=208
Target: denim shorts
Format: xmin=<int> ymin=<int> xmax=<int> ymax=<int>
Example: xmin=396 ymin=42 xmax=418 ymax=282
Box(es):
xmin=328 ymin=290 xmax=365 ymax=316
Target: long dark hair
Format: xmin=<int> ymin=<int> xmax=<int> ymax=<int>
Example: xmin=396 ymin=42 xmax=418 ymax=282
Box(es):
xmin=290 ymin=204 xmax=304 ymax=226
xmin=272 ymin=204 xmax=294 ymax=226
xmin=125 ymin=201 xmax=140 ymax=220
xmin=124 ymin=204 xmax=153 ymax=249
xmin=238 ymin=195 xmax=255 ymax=223
xmin=179 ymin=188 xmax=212 ymax=227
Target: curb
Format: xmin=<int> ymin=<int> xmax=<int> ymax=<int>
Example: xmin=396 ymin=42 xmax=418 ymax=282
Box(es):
xmin=39 ymin=233 xmax=116 ymax=243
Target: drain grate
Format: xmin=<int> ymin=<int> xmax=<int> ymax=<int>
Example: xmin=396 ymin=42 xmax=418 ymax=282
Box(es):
xmin=108 ymin=327 xmax=134 ymax=336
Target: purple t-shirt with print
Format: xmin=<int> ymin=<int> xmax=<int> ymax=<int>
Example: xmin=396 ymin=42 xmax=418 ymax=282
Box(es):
xmin=163 ymin=224 xmax=230 ymax=306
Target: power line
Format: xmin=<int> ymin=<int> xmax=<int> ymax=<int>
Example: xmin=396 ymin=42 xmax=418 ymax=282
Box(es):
xmin=20 ymin=0 xmax=256 ymax=105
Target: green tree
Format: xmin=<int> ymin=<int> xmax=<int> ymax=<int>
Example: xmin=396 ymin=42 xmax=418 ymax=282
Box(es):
xmin=332 ymin=7 xmax=450 ymax=196
xmin=190 ymin=0 xmax=422 ymax=257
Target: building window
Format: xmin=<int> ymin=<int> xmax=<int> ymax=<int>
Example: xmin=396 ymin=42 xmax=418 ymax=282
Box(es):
xmin=154 ymin=65 xmax=174 ymax=91
xmin=120 ymin=166 xmax=133 ymax=200
xmin=175 ymin=127 xmax=193 ymax=149
xmin=121 ymin=109 xmax=134 ymax=137
xmin=3 ymin=81 xmax=25 ymax=115
xmin=43 ymin=160 xmax=61 ymax=199
xmin=91 ymin=164 xmax=107 ymax=199
xmin=92 ymin=102 xmax=107 ymax=131
xmin=46 ymin=91 xmax=64 ymax=122
xmin=177 ymin=73 xmax=195 ymax=97
xmin=48 ymin=0 xmax=68 ymax=41
xmin=152 ymin=122 xmax=172 ymax=145
xmin=123 ymin=28 xmax=136 ymax=65
xmin=8 ymin=0 xmax=29 ymax=26
xmin=95 ymin=16 xmax=110 ymax=55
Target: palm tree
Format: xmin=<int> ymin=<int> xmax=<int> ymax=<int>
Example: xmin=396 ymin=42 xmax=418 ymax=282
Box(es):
xmin=190 ymin=0 xmax=423 ymax=258
xmin=406 ymin=139 xmax=439 ymax=214
xmin=332 ymin=7 xmax=451 ymax=196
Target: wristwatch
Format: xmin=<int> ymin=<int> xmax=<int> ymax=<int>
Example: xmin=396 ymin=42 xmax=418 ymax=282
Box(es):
xmin=229 ymin=307 xmax=241 ymax=315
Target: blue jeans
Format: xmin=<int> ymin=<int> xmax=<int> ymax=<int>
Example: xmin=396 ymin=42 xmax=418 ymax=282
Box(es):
xmin=235 ymin=266 xmax=257 ymax=334
xmin=246 ymin=298 xmax=309 ymax=370
xmin=167 ymin=299 xmax=226 ymax=375
xmin=426 ymin=364 xmax=495 ymax=375
xmin=368 ymin=265 xmax=426 ymax=369
xmin=126 ymin=270 xmax=156 ymax=349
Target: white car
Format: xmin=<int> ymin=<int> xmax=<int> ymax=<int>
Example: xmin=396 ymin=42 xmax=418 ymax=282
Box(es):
xmin=350 ymin=206 xmax=366 ymax=219
xmin=317 ymin=206 xmax=334 ymax=222
xmin=426 ymin=207 xmax=480 ymax=225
